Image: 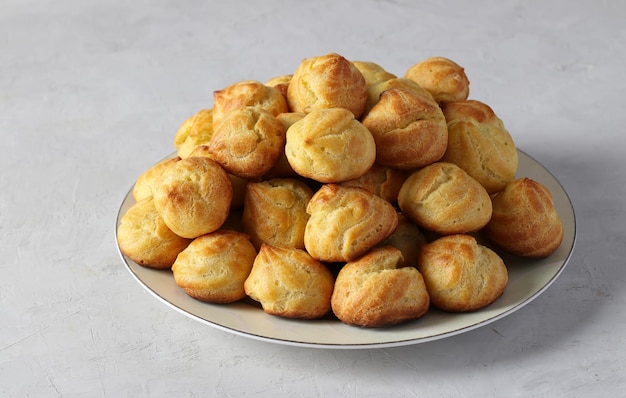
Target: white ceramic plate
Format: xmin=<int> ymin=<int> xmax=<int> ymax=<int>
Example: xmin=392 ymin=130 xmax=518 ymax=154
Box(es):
xmin=115 ymin=149 xmax=576 ymax=349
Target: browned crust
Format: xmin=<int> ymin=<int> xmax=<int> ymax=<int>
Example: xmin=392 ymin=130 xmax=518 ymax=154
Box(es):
xmin=397 ymin=162 xmax=492 ymax=234
xmin=362 ymin=88 xmax=448 ymax=170
xmin=331 ymin=246 xmax=430 ymax=327
xmin=304 ymin=184 xmax=399 ymax=262
xmin=417 ymin=234 xmax=508 ymax=312
xmin=287 ymin=53 xmax=368 ymax=118
xmin=484 ymin=178 xmax=564 ymax=258
xmin=244 ymin=244 xmax=335 ymax=319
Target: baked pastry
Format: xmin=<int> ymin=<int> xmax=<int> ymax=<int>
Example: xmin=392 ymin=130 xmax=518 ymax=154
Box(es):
xmin=132 ymin=156 xmax=180 ymax=202
xmin=284 ymin=107 xmax=376 ymax=183
xmin=404 ymin=57 xmax=470 ymax=103
xmin=276 ymin=111 xmax=306 ymax=128
xmin=287 ymin=53 xmax=368 ymax=118
xmin=441 ymin=100 xmax=518 ymax=194
xmin=483 ymin=177 xmax=564 ymax=258
xmin=363 ymin=77 xmax=434 ymax=117
xmin=265 ymin=74 xmax=292 ymax=98
xmin=263 ymin=112 xmax=305 ymax=179
xmin=212 ymin=79 xmax=288 ymax=124
xmin=188 ymin=144 xmax=247 ymax=209
xmin=361 ymin=88 xmax=448 ymax=170
xmin=397 ymin=162 xmax=492 ymax=235
xmin=417 ymin=234 xmax=508 ymax=312
xmin=304 ymin=184 xmax=398 ymax=262
xmin=208 ymin=106 xmax=286 ymax=179
xmin=173 ymin=108 xmax=215 ymax=159
xmin=116 ymin=197 xmax=191 ymax=269
xmin=352 ymin=60 xmax=397 ymax=87
xmin=153 ymin=156 xmax=232 ymax=239
xmin=339 ymin=163 xmax=408 ymax=204
xmin=172 ymin=230 xmax=257 ymax=303
xmin=331 ymin=246 xmax=430 ymax=327
xmin=242 ymin=178 xmax=314 ymax=250
xmin=244 ymin=244 xmax=335 ymax=319
xmin=379 ymin=213 xmax=427 ymax=268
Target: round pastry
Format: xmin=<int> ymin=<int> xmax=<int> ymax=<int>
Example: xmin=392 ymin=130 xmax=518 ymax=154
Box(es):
xmin=242 ymin=178 xmax=314 ymax=250
xmin=417 ymin=234 xmax=508 ymax=312
xmin=284 ymin=107 xmax=376 ymax=183
xmin=173 ymin=108 xmax=215 ymax=159
xmin=172 ymin=230 xmax=257 ymax=303
xmin=441 ymin=100 xmax=518 ymax=194
xmin=287 ymin=53 xmax=368 ymax=118
xmin=404 ymin=57 xmax=470 ymax=103
xmin=244 ymin=244 xmax=335 ymax=319
xmin=208 ymin=106 xmax=286 ymax=179
xmin=352 ymin=60 xmax=397 ymax=87
xmin=331 ymin=246 xmax=430 ymax=327
xmin=153 ymin=156 xmax=232 ymax=239
xmin=361 ymin=88 xmax=448 ymax=170
xmin=187 ymin=144 xmax=247 ymax=209
xmin=304 ymin=184 xmax=398 ymax=262
xmin=483 ymin=177 xmax=564 ymax=258
xmin=265 ymin=74 xmax=292 ymax=98
xmin=116 ymin=197 xmax=191 ymax=269
xmin=363 ymin=77 xmax=434 ymax=117
xmin=132 ymin=156 xmax=180 ymax=202
xmin=212 ymin=79 xmax=288 ymax=124
xmin=339 ymin=163 xmax=408 ymax=204
xmin=397 ymin=162 xmax=492 ymax=235
xmin=379 ymin=213 xmax=427 ymax=268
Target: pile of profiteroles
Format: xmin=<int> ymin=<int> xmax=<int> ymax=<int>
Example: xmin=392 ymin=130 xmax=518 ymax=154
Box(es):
xmin=117 ymin=53 xmax=564 ymax=327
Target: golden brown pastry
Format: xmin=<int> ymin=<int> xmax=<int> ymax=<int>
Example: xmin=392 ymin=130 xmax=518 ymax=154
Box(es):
xmin=116 ymin=197 xmax=191 ymax=269
xmin=352 ymin=60 xmax=397 ymax=87
xmin=242 ymin=178 xmax=314 ymax=250
xmin=185 ymin=143 xmax=212 ymax=158
xmin=483 ymin=178 xmax=564 ymax=258
xmin=174 ymin=113 xmax=194 ymax=150
xmin=173 ymin=108 xmax=215 ymax=159
xmin=331 ymin=246 xmax=430 ymax=327
xmin=187 ymin=145 xmax=247 ymax=209
xmin=172 ymin=230 xmax=257 ymax=303
xmin=153 ymin=156 xmax=232 ymax=239
xmin=379 ymin=213 xmax=427 ymax=268
xmin=404 ymin=57 xmax=470 ymax=103
xmin=208 ymin=106 xmax=286 ymax=179
xmin=265 ymin=74 xmax=292 ymax=98
xmin=212 ymin=80 xmax=288 ymax=124
xmin=132 ymin=156 xmax=180 ymax=202
xmin=417 ymin=234 xmax=508 ymax=312
xmin=397 ymin=162 xmax=492 ymax=235
xmin=361 ymin=88 xmax=448 ymax=170
xmin=304 ymin=184 xmax=398 ymax=262
xmin=441 ymin=100 xmax=518 ymax=194
xmin=284 ymin=107 xmax=376 ymax=183
xmin=363 ymin=77 xmax=434 ymax=117
xmin=276 ymin=111 xmax=306 ymax=127
xmin=339 ymin=163 xmax=408 ymax=204
xmin=244 ymin=244 xmax=335 ymax=319
xmin=263 ymin=112 xmax=305 ymax=179
xmin=287 ymin=53 xmax=368 ymax=118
